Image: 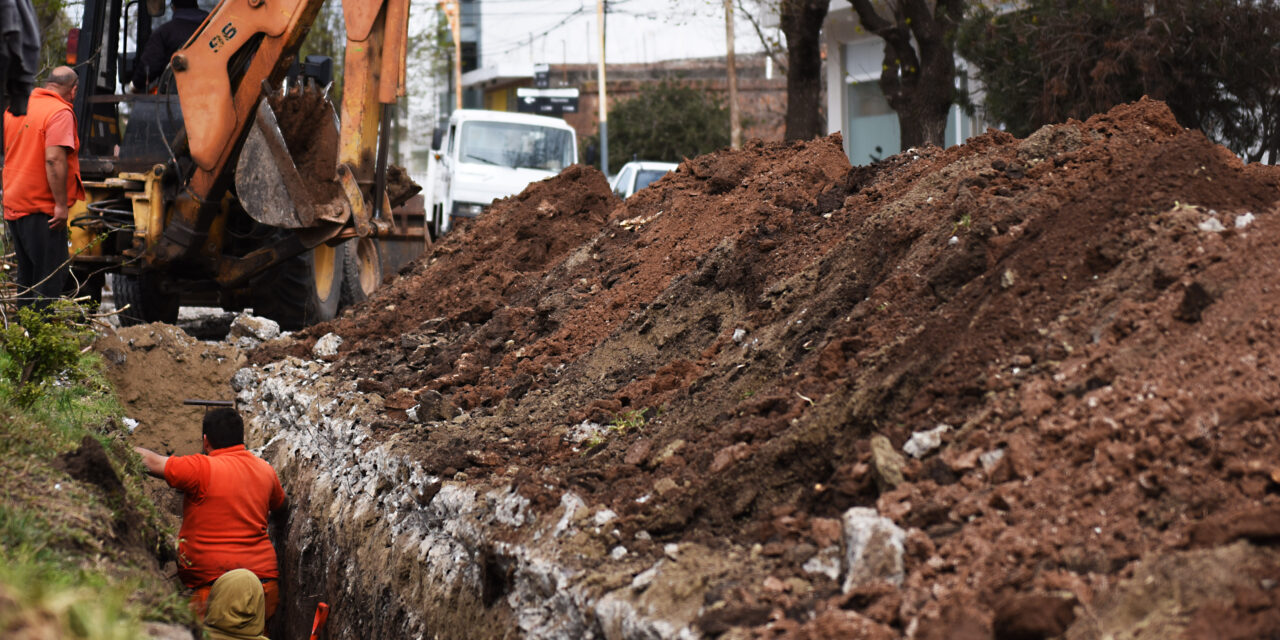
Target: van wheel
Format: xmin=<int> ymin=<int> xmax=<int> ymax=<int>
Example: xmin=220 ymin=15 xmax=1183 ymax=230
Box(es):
xmin=253 ymin=243 xmax=345 ymax=330
xmin=339 ymin=237 xmax=382 ymax=306
xmin=114 ymin=273 xmax=179 ymax=326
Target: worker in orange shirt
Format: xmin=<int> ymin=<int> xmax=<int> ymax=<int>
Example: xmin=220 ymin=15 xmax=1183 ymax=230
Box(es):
xmin=134 ymin=407 xmax=287 ymax=619
xmin=2 ymin=66 xmax=84 ymax=310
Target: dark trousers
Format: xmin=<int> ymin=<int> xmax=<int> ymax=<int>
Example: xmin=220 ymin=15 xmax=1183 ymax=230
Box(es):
xmin=5 ymin=214 xmax=68 ymax=310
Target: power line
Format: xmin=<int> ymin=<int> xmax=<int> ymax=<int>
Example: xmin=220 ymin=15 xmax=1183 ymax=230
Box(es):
xmin=485 ymin=4 xmax=590 ymax=55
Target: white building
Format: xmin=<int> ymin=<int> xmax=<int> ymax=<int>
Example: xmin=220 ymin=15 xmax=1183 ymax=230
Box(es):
xmin=823 ymin=3 xmax=984 ymax=166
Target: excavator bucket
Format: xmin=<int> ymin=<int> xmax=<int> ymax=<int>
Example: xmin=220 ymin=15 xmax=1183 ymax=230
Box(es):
xmin=235 ymin=90 xmax=344 ymax=229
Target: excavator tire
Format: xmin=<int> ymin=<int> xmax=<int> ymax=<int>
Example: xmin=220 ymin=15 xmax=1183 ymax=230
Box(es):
xmin=339 ymin=237 xmax=382 ymax=307
xmin=114 ymin=273 xmax=179 ymax=326
xmin=252 ymin=242 xmax=345 ymax=331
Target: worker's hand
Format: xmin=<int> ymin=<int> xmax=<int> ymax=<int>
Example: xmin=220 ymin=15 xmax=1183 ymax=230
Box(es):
xmin=134 ymin=446 xmax=169 ymax=478
xmin=50 ymin=203 xmax=68 ymax=230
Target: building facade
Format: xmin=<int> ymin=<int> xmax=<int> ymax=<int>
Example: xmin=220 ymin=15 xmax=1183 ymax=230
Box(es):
xmin=461 ymin=53 xmax=787 ymax=147
xmin=822 ymin=4 xmax=983 ymax=166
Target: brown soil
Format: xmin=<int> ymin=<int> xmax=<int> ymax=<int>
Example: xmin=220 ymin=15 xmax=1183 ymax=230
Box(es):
xmin=385 ymin=164 xmax=422 ymax=209
xmin=95 ymin=324 xmax=244 ymax=456
xmin=269 ymin=89 xmax=421 ymax=212
xmin=250 ymin=98 xmax=1280 ymax=636
xmin=269 ymin=88 xmax=342 ymax=203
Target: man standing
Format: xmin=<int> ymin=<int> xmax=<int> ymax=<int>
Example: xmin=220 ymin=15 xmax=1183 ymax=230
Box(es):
xmin=131 ymin=0 xmax=210 ymax=93
xmin=3 ymin=66 xmax=83 ymax=309
xmin=134 ymin=408 xmax=287 ymax=618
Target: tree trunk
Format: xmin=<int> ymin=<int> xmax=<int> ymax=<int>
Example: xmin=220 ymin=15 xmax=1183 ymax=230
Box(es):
xmin=781 ymin=0 xmax=829 ymax=141
xmin=850 ymin=0 xmax=963 ymax=150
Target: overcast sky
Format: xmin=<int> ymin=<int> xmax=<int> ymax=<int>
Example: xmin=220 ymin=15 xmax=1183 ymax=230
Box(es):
xmin=473 ymin=0 xmax=769 ymax=70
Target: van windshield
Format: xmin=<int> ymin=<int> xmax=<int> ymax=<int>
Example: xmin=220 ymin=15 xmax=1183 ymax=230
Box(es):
xmin=458 ymin=121 xmax=574 ymax=172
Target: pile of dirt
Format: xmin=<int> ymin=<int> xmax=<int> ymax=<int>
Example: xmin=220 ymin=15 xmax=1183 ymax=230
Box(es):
xmin=259 ymin=98 xmax=1280 ymax=636
xmin=252 ymin=162 xmax=620 ymax=365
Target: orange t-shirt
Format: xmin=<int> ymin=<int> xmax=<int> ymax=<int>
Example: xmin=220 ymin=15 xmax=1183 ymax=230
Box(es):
xmin=2 ymin=87 xmax=85 ymax=220
xmin=164 ymin=445 xmax=286 ymax=588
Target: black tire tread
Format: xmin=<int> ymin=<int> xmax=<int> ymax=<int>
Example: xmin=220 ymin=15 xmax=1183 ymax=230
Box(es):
xmin=252 ymin=244 xmax=344 ymax=330
xmin=114 ymin=273 xmax=179 ymax=326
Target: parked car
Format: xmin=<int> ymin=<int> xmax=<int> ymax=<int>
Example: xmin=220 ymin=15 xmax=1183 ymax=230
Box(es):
xmin=610 ymin=161 xmax=678 ymax=198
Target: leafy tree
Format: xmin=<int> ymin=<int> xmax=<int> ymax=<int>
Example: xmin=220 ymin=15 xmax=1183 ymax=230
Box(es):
xmin=31 ymin=0 xmax=70 ymax=75
xmin=848 ymin=0 xmax=966 ymax=149
xmin=736 ymin=0 xmax=788 ymax=76
xmin=583 ymin=79 xmax=729 ymax=169
xmin=779 ymin=0 xmax=828 ymax=140
xmin=957 ymin=0 xmax=1280 ymax=162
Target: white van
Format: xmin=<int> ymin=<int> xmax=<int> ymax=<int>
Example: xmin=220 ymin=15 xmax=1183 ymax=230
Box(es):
xmin=427 ymin=109 xmax=578 ymax=235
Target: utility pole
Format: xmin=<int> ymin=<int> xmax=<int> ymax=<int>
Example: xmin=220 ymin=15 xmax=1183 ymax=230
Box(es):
xmin=596 ymin=0 xmax=609 ymax=176
xmin=725 ymin=0 xmax=741 ymax=149
xmin=440 ymin=0 xmax=463 ymax=111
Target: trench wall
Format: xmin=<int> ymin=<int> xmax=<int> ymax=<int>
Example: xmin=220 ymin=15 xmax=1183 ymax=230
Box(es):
xmin=234 ymin=359 xmax=698 ymax=640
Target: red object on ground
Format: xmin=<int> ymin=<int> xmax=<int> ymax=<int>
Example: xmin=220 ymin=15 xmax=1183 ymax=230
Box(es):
xmin=310 ymin=602 xmax=329 ymax=640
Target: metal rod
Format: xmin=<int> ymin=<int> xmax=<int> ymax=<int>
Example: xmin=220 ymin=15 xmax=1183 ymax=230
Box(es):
xmin=373 ymin=103 xmax=394 ymax=221
xmin=182 ymin=399 xmax=235 ymax=407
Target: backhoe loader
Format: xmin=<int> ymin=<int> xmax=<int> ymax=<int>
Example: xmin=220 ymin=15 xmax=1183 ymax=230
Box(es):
xmin=65 ymin=0 xmax=425 ymax=328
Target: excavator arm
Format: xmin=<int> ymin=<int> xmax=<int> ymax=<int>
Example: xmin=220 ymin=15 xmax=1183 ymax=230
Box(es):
xmin=153 ymin=0 xmax=407 ymax=282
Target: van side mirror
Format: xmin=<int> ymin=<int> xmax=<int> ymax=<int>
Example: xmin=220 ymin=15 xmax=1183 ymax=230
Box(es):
xmin=431 ymin=127 xmax=444 ymax=151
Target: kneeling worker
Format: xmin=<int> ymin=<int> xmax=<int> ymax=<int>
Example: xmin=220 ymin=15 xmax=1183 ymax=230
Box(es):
xmin=203 ymin=569 xmax=269 ymax=640
xmin=135 ymin=407 xmax=287 ymax=618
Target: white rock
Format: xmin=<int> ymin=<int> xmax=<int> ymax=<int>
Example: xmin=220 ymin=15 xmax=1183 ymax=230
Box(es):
xmin=948 ymin=235 xmax=959 ymax=245
xmin=903 ymin=423 xmax=950 ymax=458
xmin=842 ymin=507 xmax=906 ymax=592
xmin=123 ymin=417 xmax=139 ymax=432
xmin=980 ymin=448 xmax=1005 ymax=471
xmin=566 ymin=420 xmax=607 ymax=445
xmin=227 ymin=313 xmax=280 ymax=343
xmin=802 ymin=545 xmax=842 ymax=581
xmin=1198 ymin=217 xmax=1227 ymax=233
xmin=313 ymin=333 xmax=343 ymax=358
xmin=593 ymin=509 xmax=617 ymax=526
xmin=732 ymin=328 xmax=747 ymax=343
xmin=631 ymin=563 xmax=660 ymax=591
xmin=1236 ymin=212 xmax=1256 ymax=229
xmin=553 ymin=493 xmax=585 ymax=538
xmin=610 ymin=546 xmax=628 ymax=560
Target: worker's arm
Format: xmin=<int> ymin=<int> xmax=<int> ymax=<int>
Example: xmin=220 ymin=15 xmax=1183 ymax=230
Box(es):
xmin=44 ymin=145 xmax=69 ymax=229
xmin=133 ymin=446 xmax=169 ymax=479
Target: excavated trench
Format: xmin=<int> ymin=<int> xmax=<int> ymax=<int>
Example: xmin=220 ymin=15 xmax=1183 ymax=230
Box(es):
xmin=103 ymin=98 xmax=1280 ymax=639
xmin=237 ymin=361 xmax=712 ymax=639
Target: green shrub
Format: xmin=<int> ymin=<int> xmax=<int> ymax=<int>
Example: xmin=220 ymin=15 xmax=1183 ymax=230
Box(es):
xmin=0 ymin=303 xmax=97 ymax=406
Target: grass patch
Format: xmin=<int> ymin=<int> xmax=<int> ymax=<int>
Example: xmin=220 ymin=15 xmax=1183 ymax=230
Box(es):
xmin=0 ymin=307 xmax=191 ymax=637
xmin=583 ymin=408 xmax=652 ymax=450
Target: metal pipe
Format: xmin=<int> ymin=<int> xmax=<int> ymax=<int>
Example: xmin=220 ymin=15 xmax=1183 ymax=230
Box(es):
xmin=596 ymin=0 xmax=608 ymax=176
xmin=725 ymin=0 xmax=740 ymax=149
xmin=373 ymin=103 xmax=395 ymax=221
